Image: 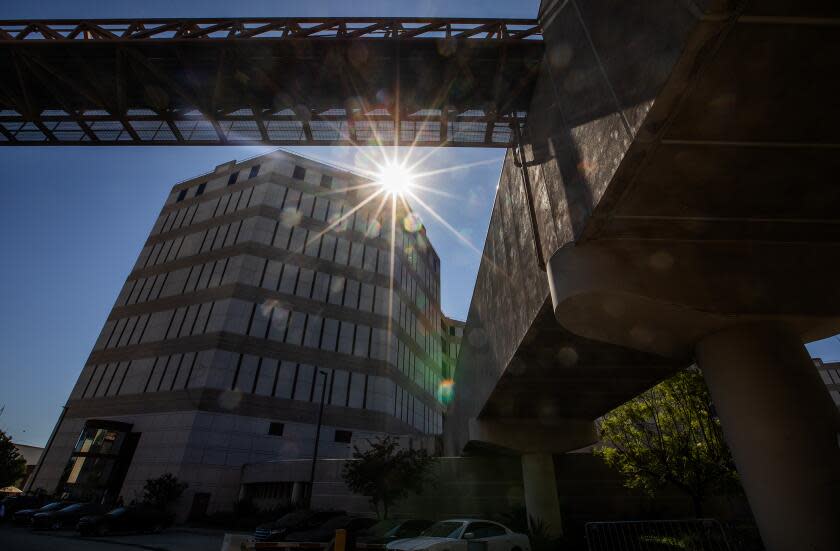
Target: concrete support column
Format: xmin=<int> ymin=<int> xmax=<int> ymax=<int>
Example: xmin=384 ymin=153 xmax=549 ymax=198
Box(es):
xmin=696 ymin=323 xmax=840 ymax=551
xmin=521 ymin=453 xmax=563 ymax=537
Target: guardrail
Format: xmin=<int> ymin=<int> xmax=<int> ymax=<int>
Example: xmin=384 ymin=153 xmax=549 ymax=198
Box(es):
xmin=585 ymin=519 xmax=733 ymax=551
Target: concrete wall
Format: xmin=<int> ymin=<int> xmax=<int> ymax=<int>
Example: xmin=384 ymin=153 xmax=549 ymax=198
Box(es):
xmin=443 ymin=0 xmax=706 ymax=456
xmin=443 ymin=152 xmax=551 ymax=455
xmin=242 ymin=455 xmax=526 ymax=520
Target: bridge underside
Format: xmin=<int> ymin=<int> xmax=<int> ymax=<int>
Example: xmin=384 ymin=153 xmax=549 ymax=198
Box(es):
xmin=0 ymin=18 xmax=543 ymax=147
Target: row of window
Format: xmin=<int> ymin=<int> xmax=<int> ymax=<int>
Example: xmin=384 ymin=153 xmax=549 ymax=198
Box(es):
xmin=174 ymin=164 xmax=261 ymax=203
xmin=819 ymin=368 xmax=840 ymax=386
xmin=116 ymin=251 xmax=439 ymax=367
xmin=225 ymin=352 xmax=442 ymax=434
xmin=245 ymin=256 xmax=440 ymax=364
xmin=159 ymin=174 xmax=440 ymax=303
xmin=97 ymin=300 xmax=217 ymax=351
xmin=238 ymin=300 xmax=442 ymax=398
xmin=140 ymin=213 xmax=441 ymax=338
xmin=75 ymin=351 xmax=206 ymax=400
xmin=162 ymin=186 xmax=256 ymax=235
xmin=120 ymin=257 xmax=231 ymax=307
xmin=74 ymin=349 xmax=443 ymax=434
xmin=139 ymin=218 xmax=244 ymax=270
xmin=266 ymin=423 xmax=350 ymax=443
xmin=94 ymin=297 xmax=444 ymax=402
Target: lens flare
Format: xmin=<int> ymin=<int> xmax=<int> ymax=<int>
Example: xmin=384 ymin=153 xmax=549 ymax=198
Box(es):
xmin=437 ymin=379 xmax=455 ymax=404
xmin=376 ymin=161 xmax=414 ymax=196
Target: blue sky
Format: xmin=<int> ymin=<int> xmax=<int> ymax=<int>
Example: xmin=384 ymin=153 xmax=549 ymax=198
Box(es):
xmin=0 ymin=0 xmax=540 ymax=446
xmin=2 ymin=0 xmax=840 ymax=447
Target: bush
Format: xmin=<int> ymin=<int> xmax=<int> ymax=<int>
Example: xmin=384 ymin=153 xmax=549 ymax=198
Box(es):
xmin=143 ymin=473 xmax=187 ymax=511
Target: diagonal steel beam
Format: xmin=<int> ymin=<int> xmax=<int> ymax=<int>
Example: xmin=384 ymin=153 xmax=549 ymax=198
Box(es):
xmin=19 ymin=52 xmax=99 ymax=141
xmin=173 ymin=45 xmax=225 ymax=142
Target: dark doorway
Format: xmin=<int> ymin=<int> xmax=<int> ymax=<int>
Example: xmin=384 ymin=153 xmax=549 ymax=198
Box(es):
xmin=188 ymin=492 xmax=211 ymax=521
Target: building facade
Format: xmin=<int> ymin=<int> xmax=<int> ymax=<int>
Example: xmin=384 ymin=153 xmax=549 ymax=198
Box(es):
xmin=28 ymin=150 xmax=452 ymax=516
xmin=814 ymin=358 xmax=840 ymax=409
xmin=440 ymin=317 xmax=465 ymax=382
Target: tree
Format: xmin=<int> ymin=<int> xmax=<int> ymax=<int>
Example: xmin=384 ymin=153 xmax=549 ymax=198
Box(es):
xmin=595 ymin=368 xmax=740 ymax=516
xmin=143 ymin=473 xmax=188 ymax=511
xmin=341 ymin=436 xmax=435 ymax=519
xmin=0 ymin=429 xmax=27 ymax=488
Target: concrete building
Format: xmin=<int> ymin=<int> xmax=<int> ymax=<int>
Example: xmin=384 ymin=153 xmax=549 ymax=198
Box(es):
xmin=440 ymin=317 xmax=464 ymax=382
xmin=27 ymin=150 xmax=452 ymax=517
xmin=444 ymin=2 xmax=840 ymax=550
xmin=814 ymin=359 xmax=840 ymax=409
xmin=10 ymin=443 xmax=43 ymax=489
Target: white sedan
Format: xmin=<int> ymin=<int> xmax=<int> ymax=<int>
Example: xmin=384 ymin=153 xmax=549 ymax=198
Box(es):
xmin=386 ymin=519 xmax=531 ymax=551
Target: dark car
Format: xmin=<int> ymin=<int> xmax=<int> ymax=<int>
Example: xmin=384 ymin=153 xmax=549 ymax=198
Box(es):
xmin=358 ymin=519 xmax=434 ymax=545
xmin=255 ymin=509 xmax=346 ymax=542
xmin=32 ymin=502 xmax=108 ymax=530
xmin=285 ymin=515 xmax=378 ymax=543
xmin=76 ymin=505 xmax=173 ymax=536
xmin=1 ymin=495 xmax=47 ymax=522
xmin=13 ymin=501 xmax=74 ymax=525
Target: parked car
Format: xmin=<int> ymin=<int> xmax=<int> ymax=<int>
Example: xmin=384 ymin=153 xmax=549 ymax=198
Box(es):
xmin=32 ymin=502 xmax=108 ymax=530
xmin=13 ymin=501 xmax=74 ymax=525
xmin=254 ymin=509 xmax=346 ymax=542
xmin=77 ymin=504 xmax=173 ymax=536
xmin=285 ymin=515 xmax=378 ymax=543
xmin=359 ymin=519 xmax=435 ymax=545
xmin=386 ymin=519 xmax=531 ymax=551
xmin=0 ymin=494 xmax=47 ymax=522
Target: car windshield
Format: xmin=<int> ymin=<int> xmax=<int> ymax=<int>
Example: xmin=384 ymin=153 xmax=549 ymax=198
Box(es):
xmin=366 ymin=519 xmax=400 ymax=536
xmin=59 ymin=504 xmax=83 ymax=512
xmin=39 ymin=502 xmax=65 ymax=511
xmin=107 ymin=507 xmax=127 ymax=516
xmin=393 ymin=521 xmax=431 ymax=537
xmin=421 ymin=522 xmax=463 ymax=539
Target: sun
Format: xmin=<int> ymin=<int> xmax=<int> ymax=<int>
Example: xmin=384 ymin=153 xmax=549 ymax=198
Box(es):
xmin=376 ymin=161 xmax=415 ymax=196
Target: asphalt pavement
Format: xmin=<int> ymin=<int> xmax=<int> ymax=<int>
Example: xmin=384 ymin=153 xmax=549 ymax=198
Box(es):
xmin=0 ymin=523 xmax=228 ymax=551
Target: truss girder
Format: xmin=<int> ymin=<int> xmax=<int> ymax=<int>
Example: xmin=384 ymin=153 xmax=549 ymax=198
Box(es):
xmin=0 ymin=17 xmax=543 ymax=147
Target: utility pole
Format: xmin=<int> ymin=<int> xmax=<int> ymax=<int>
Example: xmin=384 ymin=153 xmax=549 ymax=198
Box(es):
xmin=306 ymin=370 xmax=329 ymax=508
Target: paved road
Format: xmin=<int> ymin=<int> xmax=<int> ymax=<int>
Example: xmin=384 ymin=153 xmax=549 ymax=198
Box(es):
xmin=0 ymin=524 xmax=227 ymax=551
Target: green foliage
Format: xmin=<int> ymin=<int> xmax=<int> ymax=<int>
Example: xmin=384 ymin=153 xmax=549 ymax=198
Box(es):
xmin=142 ymin=472 xmax=188 ymax=511
xmin=341 ymin=436 xmax=435 ymax=519
xmin=0 ymin=429 xmax=27 ymax=488
xmin=595 ymin=369 xmax=740 ymax=516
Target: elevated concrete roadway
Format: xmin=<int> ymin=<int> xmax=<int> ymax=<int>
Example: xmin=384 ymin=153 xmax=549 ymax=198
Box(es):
xmin=445 ymin=1 xmax=840 ymax=549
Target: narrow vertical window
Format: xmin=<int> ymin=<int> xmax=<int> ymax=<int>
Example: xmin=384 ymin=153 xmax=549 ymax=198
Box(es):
xmin=320 ymin=174 xmax=332 ymax=188
xmin=248 ymin=165 xmax=260 ymax=179
xmin=195 ymin=182 xmax=207 ymax=197
xmin=293 ymin=165 xmax=306 ymax=180
xmin=227 ymin=171 xmax=240 ymax=186
xmin=176 ymin=189 xmax=187 ymax=202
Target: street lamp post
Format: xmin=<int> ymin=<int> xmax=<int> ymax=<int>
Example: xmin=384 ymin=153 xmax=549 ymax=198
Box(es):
xmin=306 ymin=370 xmax=329 ymax=508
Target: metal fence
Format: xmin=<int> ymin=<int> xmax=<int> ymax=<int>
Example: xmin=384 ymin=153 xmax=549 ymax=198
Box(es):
xmin=586 ymin=519 xmax=732 ymax=551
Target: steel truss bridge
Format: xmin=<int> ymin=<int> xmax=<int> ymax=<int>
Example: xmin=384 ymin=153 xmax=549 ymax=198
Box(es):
xmin=0 ymin=18 xmax=543 ymax=147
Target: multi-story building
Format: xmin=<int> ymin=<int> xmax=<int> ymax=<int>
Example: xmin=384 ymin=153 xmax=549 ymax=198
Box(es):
xmin=440 ymin=317 xmax=464 ymax=382
xmin=814 ymin=358 xmax=840 ymax=409
xmin=28 ymin=150 xmax=450 ymax=516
